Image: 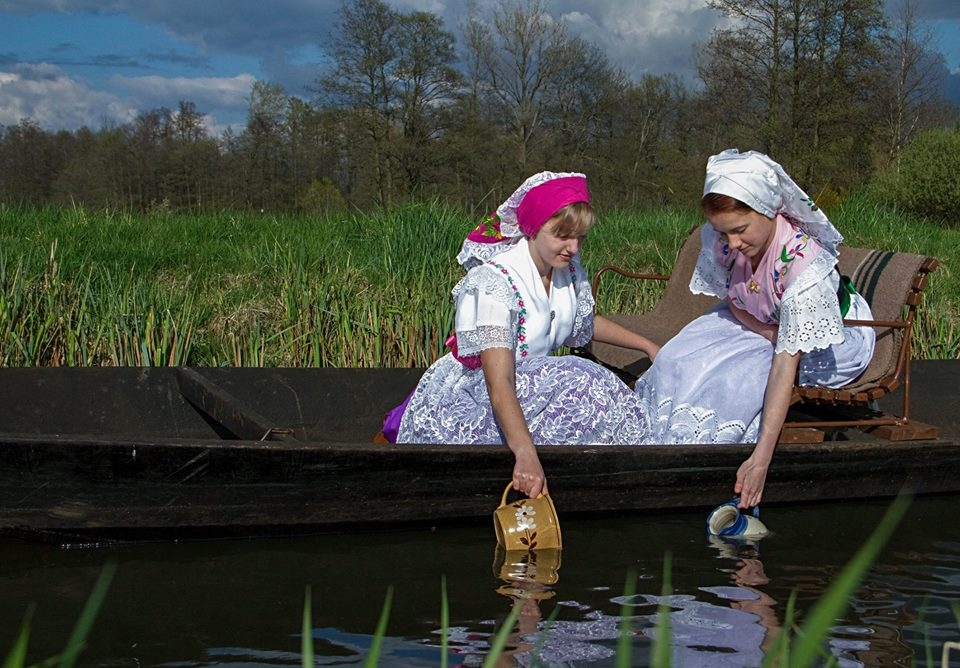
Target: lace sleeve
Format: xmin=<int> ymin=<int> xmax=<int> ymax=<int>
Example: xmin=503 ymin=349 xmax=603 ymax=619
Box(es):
xmin=776 ymin=257 xmax=844 ymax=355
xmin=564 ymin=259 xmax=595 ymax=348
xmin=689 ymin=224 xmax=727 ymax=297
xmin=451 ymin=266 xmax=516 ymax=357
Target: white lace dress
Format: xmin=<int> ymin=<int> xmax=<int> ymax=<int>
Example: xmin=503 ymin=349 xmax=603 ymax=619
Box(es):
xmin=397 ymin=239 xmax=649 ymax=445
xmin=634 ymin=222 xmax=876 ymax=444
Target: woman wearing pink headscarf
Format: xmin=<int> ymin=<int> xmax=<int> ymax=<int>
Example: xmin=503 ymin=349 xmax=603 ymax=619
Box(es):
xmin=634 ymin=150 xmax=876 ymax=508
xmin=393 ymin=171 xmax=659 ymax=498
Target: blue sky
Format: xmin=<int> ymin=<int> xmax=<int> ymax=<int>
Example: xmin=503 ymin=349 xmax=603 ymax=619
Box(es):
xmin=1 ymin=0 xmax=957 ymax=136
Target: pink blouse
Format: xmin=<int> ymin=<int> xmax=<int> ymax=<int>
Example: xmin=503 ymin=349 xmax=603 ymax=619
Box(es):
xmin=717 ymin=214 xmax=821 ymax=325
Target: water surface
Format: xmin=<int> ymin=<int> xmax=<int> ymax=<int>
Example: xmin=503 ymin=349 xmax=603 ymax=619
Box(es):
xmin=2 ymin=494 xmax=958 ymax=666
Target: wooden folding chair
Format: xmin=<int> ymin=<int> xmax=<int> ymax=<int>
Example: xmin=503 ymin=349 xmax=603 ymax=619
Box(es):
xmin=785 ymin=247 xmax=939 ymax=440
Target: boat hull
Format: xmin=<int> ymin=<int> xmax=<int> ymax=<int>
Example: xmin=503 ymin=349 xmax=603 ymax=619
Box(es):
xmin=1 ymin=363 xmax=958 ymax=540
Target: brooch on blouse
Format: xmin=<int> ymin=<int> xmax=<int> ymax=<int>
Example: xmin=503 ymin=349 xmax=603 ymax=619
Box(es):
xmin=748 ymin=280 xmax=760 ymax=294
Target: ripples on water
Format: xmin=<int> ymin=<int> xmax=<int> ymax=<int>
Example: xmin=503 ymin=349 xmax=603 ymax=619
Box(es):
xmin=1 ymin=496 xmax=959 ymax=667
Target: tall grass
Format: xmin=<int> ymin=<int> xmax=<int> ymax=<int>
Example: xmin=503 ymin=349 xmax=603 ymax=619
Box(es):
xmin=1 ymin=199 xmax=957 ymax=367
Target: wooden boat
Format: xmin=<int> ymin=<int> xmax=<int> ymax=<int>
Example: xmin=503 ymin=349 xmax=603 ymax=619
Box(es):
xmin=1 ymin=361 xmax=958 ymax=542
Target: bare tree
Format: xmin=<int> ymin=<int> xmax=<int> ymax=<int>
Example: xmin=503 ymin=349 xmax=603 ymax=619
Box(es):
xmin=393 ymin=11 xmax=462 ymax=194
xmin=698 ymin=0 xmax=887 ymax=189
xmin=243 ymin=81 xmax=291 ymax=210
xmin=462 ymin=0 xmax=582 ymax=173
xmin=315 ymin=0 xmax=462 ymax=205
xmin=316 ymin=0 xmax=400 ymax=207
xmin=876 ymin=0 xmax=949 ymax=165
xmin=698 ymin=0 xmax=792 ymax=155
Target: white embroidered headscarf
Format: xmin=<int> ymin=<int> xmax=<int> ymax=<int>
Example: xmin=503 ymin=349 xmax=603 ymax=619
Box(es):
xmin=702 ymin=149 xmax=843 ymax=258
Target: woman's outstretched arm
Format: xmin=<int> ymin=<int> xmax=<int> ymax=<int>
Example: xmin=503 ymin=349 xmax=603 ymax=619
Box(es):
xmin=593 ymin=315 xmax=660 ymax=360
xmin=481 ymin=347 xmax=547 ymax=498
xmin=735 ymin=349 xmax=800 ymax=508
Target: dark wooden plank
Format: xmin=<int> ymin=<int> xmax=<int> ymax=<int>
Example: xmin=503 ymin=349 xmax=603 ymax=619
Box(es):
xmin=2 ymin=430 xmax=960 ymax=539
xmin=176 ymin=367 xmax=296 ymax=441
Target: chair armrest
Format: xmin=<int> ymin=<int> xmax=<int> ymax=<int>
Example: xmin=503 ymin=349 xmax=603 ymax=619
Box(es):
xmin=592 ymin=264 xmax=670 ymax=300
xmin=842 ymin=318 xmax=909 ymax=329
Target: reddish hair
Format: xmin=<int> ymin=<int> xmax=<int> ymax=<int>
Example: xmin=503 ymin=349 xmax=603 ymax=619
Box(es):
xmin=700 ymin=192 xmax=753 ymax=217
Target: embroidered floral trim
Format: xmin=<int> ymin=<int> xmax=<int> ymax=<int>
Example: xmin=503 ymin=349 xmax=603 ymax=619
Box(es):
xmin=489 ymin=260 xmax=529 ymax=358
xmin=773 ymin=230 xmax=812 ymax=303
xmin=483 ymin=261 xmax=579 ymax=360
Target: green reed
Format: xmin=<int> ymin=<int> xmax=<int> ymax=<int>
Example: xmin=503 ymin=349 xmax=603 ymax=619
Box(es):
xmin=1 ymin=199 xmax=957 ymax=367
xmin=3 ymin=562 xmax=115 ymax=668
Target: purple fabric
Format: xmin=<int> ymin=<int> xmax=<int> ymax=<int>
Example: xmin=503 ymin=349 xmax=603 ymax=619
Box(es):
xmin=396 ymin=355 xmax=649 ymax=445
xmin=381 ymin=390 xmax=415 ymax=443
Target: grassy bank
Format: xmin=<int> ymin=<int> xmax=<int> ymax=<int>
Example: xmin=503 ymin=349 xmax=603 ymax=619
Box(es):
xmin=1 ymin=199 xmax=957 ymax=367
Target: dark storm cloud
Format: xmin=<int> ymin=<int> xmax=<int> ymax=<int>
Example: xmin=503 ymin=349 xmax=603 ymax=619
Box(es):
xmin=107 ymin=0 xmax=341 ymax=58
xmin=1 ymin=0 xmax=341 ymax=95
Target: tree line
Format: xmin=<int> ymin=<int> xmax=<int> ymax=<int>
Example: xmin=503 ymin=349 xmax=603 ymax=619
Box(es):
xmin=0 ymin=0 xmax=956 ymax=216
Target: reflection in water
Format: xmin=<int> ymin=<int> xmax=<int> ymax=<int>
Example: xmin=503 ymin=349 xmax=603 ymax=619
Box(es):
xmin=493 ymin=547 xmax=561 ymax=600
xmin=491 ymin=547 xmax=562 ymax=666
xmin=466 ymin=536 xmax=866 ymax=667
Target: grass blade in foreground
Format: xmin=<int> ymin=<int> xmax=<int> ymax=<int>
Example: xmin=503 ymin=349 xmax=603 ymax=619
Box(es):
xmin=615 ymin=570 xmax=637 ymax=668
xmin=364 ymin=586 xmax=393 ymax=668
xmin=651 ymin=553 xmax=673 ymax=668
xmin=2 ymin=606 xmax=34 ymax=668
xmin=57 ymin=562 xmax=116 ymax=668
xmin=440 ymin=576 xmax=449 ymax=668
xmin=775 ymin=493 xmax=912 ymax=668
xmin=481 ymin=599 xmax=524 ymax=668
xmin=301 ymin=586 xmax=313 ymax=668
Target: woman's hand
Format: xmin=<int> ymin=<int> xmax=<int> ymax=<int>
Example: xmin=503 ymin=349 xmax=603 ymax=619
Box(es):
xmin=734 ymin=453 xmax=770 ymax=508
xmin=735 ymin=350 xmax=799 ymax=509
xmin=513 ymin=445 xmax=548 ymax=498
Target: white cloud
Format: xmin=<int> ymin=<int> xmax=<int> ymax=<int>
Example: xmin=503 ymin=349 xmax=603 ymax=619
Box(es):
xmin=110 ymin=72 xmax=256 ymax=110
xmin=421 ymin=0 xmax=721 ymax=84
xmin=0 ymin=61 xmax=257 ymax=133
xmin=0 ymin=62 xmax=137 ymax=130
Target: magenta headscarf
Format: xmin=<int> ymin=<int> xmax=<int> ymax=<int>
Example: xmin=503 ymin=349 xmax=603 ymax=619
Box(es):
xmin=464 ymin=171 xmax=590 ymax=245
xmin=515 ymin=174 xmax=590 ymax=236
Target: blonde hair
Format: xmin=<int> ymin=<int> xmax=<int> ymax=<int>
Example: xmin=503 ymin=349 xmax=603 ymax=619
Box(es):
xmin=542 ymin=201 xmax=595 ymax=238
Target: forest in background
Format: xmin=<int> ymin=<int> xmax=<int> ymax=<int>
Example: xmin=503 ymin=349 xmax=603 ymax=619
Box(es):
xmin=0 ymin=0 xmax=957 ymax=220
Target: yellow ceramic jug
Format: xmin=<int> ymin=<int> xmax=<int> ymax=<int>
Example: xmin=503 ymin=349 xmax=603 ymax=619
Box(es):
xmin=492 ymin=482 xmax=562 ymax=551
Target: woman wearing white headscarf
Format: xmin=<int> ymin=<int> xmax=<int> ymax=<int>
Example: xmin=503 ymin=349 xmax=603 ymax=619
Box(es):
xmin=635 ymin=149 xmax=876 ymax=508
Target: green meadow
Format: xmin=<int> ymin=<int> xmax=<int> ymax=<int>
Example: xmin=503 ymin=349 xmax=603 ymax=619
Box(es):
xmin=1 ymin=198 xmax=957 ymax=368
